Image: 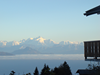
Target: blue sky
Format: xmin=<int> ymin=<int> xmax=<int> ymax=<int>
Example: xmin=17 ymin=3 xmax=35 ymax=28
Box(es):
xmin=0 ymin=0 xmax=100 ymax=42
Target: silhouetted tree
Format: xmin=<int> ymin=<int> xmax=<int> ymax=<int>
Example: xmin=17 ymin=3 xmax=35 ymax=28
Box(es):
xmin=41 ymin=64 xmax=46 ymax=75
xmin=45 ymin=65 xmax=50 ymax=75
xmin=41 ymin=64 xmax=50 ymax=75
xmin=53 ymin=61 xmax=72 ymax=75
xmin=26 ymin=73 xmax=31 ymax=75
xmin=62 ymin=61 xmax=72 ymax=75
xmin=50 ymin=69 xmax=56 ymax=75
xmin=53 ymin=67 xmax=58 ymax=75
xmin=34 ymin=67 xmax=39 ymax=75
xmin=9 ymin=71 xmax=15 ymax=75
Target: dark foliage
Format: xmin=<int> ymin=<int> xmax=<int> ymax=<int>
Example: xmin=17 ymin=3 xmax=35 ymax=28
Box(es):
xmin=26 ymin=73 xmax=31 ymax=75
xmin=9 ymin=61 xmax=72 ymax=75
xmin=41 ymin=64 xmax=50 ymax=75
xmin=34 ymin=67 xmax=39 ymax=75
xmin=53 ymin=61 xmax=72 ymax=75
xmin=9 ymin=71 xmax=15 ymax=75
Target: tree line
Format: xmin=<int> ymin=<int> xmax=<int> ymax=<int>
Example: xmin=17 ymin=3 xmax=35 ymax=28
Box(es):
xmin=9 ymin=61 xmax=72 ymax=75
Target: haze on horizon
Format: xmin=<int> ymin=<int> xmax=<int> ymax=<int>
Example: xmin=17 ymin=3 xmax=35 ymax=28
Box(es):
xmin=0 ymin=0 xmax=100 ymax=42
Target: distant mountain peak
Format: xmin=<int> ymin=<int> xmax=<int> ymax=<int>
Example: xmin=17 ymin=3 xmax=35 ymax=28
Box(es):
xmin=27 ymin=38 xmax=34 ymax=40
xmin=29 ymin=38 xmax=33 ymax=40
xmin=12 ymin=47 xmax=40 ymax=54
xmin=36 ymin=37 xmax=46 ymax=43
xmin=25 ymin=47 xmax=32 ymax=50
xmin=12 ymin=41 xmax=21 ymax=46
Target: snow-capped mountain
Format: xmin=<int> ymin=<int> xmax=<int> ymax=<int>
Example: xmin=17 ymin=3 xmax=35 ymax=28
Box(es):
xmin=0 ymin=41 xmax=7 ymax=46
xmin=0 ymin=36 xmax=83 ymax=47
xmin=0 ymin=41 xmax=21 ymax=47
xmin=0 ymin=36 xmax=84 ymax=54
xmin=0 ymin=36 xmax=59 ymax=47
xmin=59 ymin=41 xmax=83 ymax=45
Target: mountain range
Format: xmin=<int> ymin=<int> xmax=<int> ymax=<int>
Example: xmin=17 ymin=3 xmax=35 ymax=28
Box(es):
xmin=0 ymin=52 xmax=14 ymax=56
xmin=0 ymin=36 xmax=84 ymax=54
xmin=12 ymin=47 xmax=40 ymax=54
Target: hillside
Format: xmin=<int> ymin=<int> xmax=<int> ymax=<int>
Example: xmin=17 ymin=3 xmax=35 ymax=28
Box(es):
xmin=0 ymin=52 xmax=14 ymax=56
xmin=12 ymin=47 xmax=40 ymax=54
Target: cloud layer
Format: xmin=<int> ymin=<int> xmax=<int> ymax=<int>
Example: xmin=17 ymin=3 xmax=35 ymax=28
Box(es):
xmin=0 ymin=54 xmax=84 ymax=60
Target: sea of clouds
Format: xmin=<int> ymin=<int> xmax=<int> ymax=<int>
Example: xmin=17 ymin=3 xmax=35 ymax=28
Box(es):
xmin=0 ymin=54 xmax=84 ymax=60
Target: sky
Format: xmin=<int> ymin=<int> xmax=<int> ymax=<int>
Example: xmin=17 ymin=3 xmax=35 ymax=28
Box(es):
xmin=0 ymin=0 xmax=100 ymax=42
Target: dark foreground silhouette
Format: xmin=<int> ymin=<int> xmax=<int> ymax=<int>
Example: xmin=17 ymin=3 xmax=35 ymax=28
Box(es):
xmin=9 ymin=61 xmax=72 ymax=75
